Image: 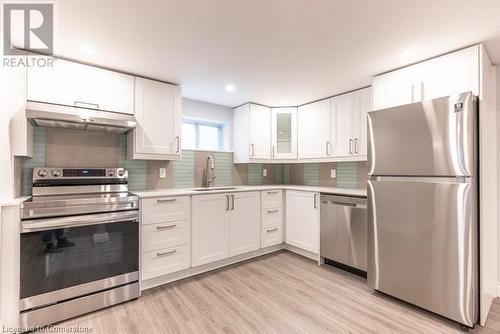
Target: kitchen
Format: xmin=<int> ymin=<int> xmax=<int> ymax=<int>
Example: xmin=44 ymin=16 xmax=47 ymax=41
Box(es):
xmin=1 ymin=1 xmax=500 ymax=333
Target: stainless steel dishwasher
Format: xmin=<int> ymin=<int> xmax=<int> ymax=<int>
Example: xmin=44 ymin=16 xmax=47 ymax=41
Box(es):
xmin=320 ymin=194 xmax=367 ymax=275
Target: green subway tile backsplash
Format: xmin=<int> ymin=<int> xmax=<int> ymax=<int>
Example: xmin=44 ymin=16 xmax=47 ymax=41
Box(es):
xmin=336 ymin=162 xmax=358 ymax=188
xmin=172 ymin=150 xmax=195 ymax=188
xmin=303 ymin=163 xmax=320 ymax=186
xmin=21 ymin=127 xmax=46 ymax=196
xmin=214 ymin=152 xmax=233 ymax=187
xmin=117 ymin=135 xmax=147 ymax=191
xmin=248 ymin=164 xmax=263 ymax=185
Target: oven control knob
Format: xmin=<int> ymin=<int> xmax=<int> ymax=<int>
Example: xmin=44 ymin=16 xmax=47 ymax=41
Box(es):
xmin=117 ymin=169 xmax=125 ymax=177
xmin=51 ymin=169 xmax=61 ymax=177
xmin=107 ymin=169 xmax=115 ymax=176
xmin=37 ymin=169 xmax=48 ymax=177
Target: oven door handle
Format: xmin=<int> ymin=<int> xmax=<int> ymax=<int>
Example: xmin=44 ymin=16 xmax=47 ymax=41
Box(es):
xmin=21 ymin=211 xmax=139 ymax=233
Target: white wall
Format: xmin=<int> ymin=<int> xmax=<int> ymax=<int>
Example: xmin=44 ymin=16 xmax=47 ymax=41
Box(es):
xmin=182 ymin=98 xmax=233 ymax=151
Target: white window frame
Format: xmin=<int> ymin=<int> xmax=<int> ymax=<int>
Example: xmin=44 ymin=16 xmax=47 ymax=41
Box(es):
xmin=182 ymin=118 xmax=224 ymax=151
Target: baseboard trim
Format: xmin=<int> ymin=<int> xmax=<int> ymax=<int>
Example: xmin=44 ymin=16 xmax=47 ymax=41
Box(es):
xmin=283 ymin=244 xmax=319 ymax=262
xmin=141 ymin=244 xmax=285 ymax=291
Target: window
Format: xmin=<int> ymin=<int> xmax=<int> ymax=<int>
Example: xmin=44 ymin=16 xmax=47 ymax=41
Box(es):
xmin=181 ymin=118 xmax=223 ymax=151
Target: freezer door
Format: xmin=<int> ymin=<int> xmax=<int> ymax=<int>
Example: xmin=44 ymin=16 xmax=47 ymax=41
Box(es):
xmin=368 ymin=92 xmax=476 ymax=176
xmin=367 ymin=176 xmax=477 ymax=327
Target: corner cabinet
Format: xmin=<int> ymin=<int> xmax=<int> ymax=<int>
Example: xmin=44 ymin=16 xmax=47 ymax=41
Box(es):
xmin=285 ymin=190 xmax=320 ymax=254
xmin=127 ymin=78 xmax=182 ymax=160
xmin=27 ymin=57 xmax=134 ymax=114
xmin=233 ymin=103 xmax=271 ymax=163
xmin=271 ymin=107 xmax=297 ymax=160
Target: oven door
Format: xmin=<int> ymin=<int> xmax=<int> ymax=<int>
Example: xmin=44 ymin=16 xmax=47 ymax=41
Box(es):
xmin=20 ymin=211 xmax=139 ymax=311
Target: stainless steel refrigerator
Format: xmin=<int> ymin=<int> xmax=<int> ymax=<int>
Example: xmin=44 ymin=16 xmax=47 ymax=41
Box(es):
xmin=367 ymin=92 xmax=478 ymax=327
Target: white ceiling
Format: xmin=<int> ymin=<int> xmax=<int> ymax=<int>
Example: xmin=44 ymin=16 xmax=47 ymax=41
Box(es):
xmin=55 ymin=0 xmax=500 ymax=107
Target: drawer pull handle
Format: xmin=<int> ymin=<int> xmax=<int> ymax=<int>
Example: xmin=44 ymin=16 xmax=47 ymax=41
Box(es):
xmin=266 ymin=228 xmax=279 ymax=233
xmin=267 ymin=191 xmax=279 ymax=194
xmin=157 ymin=198 xmax=177 ymax=203
xmin=157 ymin=249 xmax=177 ymax=257
xmin=267 ymin=209 xmax=279 ymax=214
xmin=156 ymin=223 xmax=177 ymax=230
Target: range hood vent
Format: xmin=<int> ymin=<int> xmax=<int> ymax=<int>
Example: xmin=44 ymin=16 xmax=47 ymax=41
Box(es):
xmin=25 ymin=101 xmax=136 ymax=134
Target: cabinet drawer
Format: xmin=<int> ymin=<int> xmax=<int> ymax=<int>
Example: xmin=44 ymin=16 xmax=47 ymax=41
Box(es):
xmin=141 ymin=196 xmax=190 ymax=225
xmin=141 ymin=220 xmax=189 ymax=252
xmin=261 ymin=225 xmax=283 ymax=248
xmin=141 ymin=245 xmax=190 ymax=280
xmin=261 ymin=190 xmax=282 ymax=209
xmin=261 ymin=208 xmax=283 ymax=229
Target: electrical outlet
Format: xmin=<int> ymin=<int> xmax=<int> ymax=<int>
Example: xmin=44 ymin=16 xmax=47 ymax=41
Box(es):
xmin=159 ymin=168 xmax=166 ymax=178
xmin=330 ymin=169 xmax=336 ymax=178
xmin=263 ymin=168 xmax=268 ymax=177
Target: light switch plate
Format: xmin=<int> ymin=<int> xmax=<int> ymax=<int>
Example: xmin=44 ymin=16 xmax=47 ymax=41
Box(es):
xmin=159 ymin=168 xmax=167 ymax=178
xmin=330 ymin=169 xmax=336 ymax=178
xmin=263 ymin=168 xmax=268 ymax=177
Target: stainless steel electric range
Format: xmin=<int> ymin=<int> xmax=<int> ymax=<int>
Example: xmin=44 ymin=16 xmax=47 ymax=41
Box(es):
xmin=19 ymin=167 xmax=140 ymax=328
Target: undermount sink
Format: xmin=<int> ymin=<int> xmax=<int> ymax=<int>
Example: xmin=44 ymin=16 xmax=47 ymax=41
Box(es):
xmin=192 ymin=187 xmax=237 ymax=192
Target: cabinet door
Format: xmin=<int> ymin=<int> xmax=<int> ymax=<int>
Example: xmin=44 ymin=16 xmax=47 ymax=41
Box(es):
xmin=249 ymin=104 xmax=271 ymax=160
xmin=271 ymin=107 xmax=297 ymax=160
xmin=229 ymin=192 xmax=260 ymax=256
xmin=233 ymin=104 xmax=250 ymax=163
xmin=331 ymin=93 xmax=354 ymax=157
xmin=298 ymin=99 xmax=331 ymax=159
xmin=423 ymin=45 xmax=479 ymax=101
xmin=353 ymin=87 xmax=371 ymax=156
xmin=192 ymin=194 xmax=229 ymax=266
xmin=131 ymin=78 xmax=181 ymax=158
xmin=285 ymin=191 xmax=319 ymax=254
xmin=372 ymin=66 xmax=418 ymax=111
xmin=27 ymin=58 xmax=134 ymax=114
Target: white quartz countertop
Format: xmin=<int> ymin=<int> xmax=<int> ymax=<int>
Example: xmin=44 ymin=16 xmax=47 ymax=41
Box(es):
xmin=132 ymin=185 xmax=367 ymax=198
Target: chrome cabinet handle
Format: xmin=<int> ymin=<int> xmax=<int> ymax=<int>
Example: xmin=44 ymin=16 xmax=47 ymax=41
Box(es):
xmin=250 ymin=144 xmax=255 ymax=157
xmin=225 ymin=195 xmax=229 ymax=211
xmin=157 ymin=198 xmax=176 ymax=203
xmin=231 ymin=195 xmax=235 ymax=210
xmin=349 ymin=139 xmax=353 ymax=154
xmin=74 ymin=101 xmax=99 ymax=109
xmin=411 ymin=84 xmax=415 ymax=102
xmin=156 ymin=223 xmax=177 ymax=230
xmin=266 ymin=227 xmax=279 ymax=233
xmin=267 ymin=209 xmax=279 ymax=214
xmin=175 ymin=136 xmax=180 ymax=153
xmin=272 ymin=145 xmax=275 ymax=158
xmin=267 ymin=191 xmax=279 ymax=194
xmin=326 ymin=141 xmax=330 ymax=156
xmin=157 ymin=249 xmax=176 ymax=257
xmin=313 ymin=194 xmax=318 ymax=209
xmin=354 ymin=138 xmax=359 ymax=154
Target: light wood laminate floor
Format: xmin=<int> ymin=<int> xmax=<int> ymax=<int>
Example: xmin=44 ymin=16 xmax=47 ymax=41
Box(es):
xmin=48 ymin=251 xmax=500 ymax=333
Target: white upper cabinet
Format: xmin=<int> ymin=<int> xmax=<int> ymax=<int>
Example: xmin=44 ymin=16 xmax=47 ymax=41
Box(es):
xmin=298 ymin=99 xmax=331 ymax=160
xmin=228 ymin=192 xmax=260 ymax=257
xmin=330 ymin=93 xmax=354 ymax=157
xmin=27 ymin=58 xmax=134 ymax=114
xmin=372 ymin=45 xmax=479 ymax=110
xmin=352 ymin=87 xmax=371 ymax=157
xmin=233 ymin=103 xmax=271 ymax=163
xmin=271 ymin=107 xmax=297 ymax=160
xmin=127 ymin=77 xmax=181 ymax=160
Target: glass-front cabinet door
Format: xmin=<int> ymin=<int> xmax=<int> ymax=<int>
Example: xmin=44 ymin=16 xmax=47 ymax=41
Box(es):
xmin=271 ymin=107 xmax=297 ymax=160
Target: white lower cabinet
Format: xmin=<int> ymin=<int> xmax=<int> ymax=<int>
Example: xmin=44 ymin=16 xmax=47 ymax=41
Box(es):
xmin=285 ymin=190 xmax=320 ymax=254
xmin=229 ymin=192 xmax=261 ymax=256
xmin=192 ymin=194 xmax=230 ymax=266
xmin=261 ymin=226 xmax=283 ymax=248
xmin=260 ymin=190 xmax=283 ymax=248
xmin=140 ymin=196 xmax=191 ymax=281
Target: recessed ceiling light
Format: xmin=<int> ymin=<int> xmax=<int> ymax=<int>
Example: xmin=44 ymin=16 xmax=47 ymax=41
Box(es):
xmin=80 ymin=44 xmax=96 ymax=55
xmin=400 ymin=49 xmax=416 ymax=59
xmin=225 ymin=84 xmax=236 ymax=92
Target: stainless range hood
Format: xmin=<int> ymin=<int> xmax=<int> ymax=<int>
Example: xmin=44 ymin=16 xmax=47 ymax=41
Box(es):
xmin=26 ymin=101 xmax=136 ymax=133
